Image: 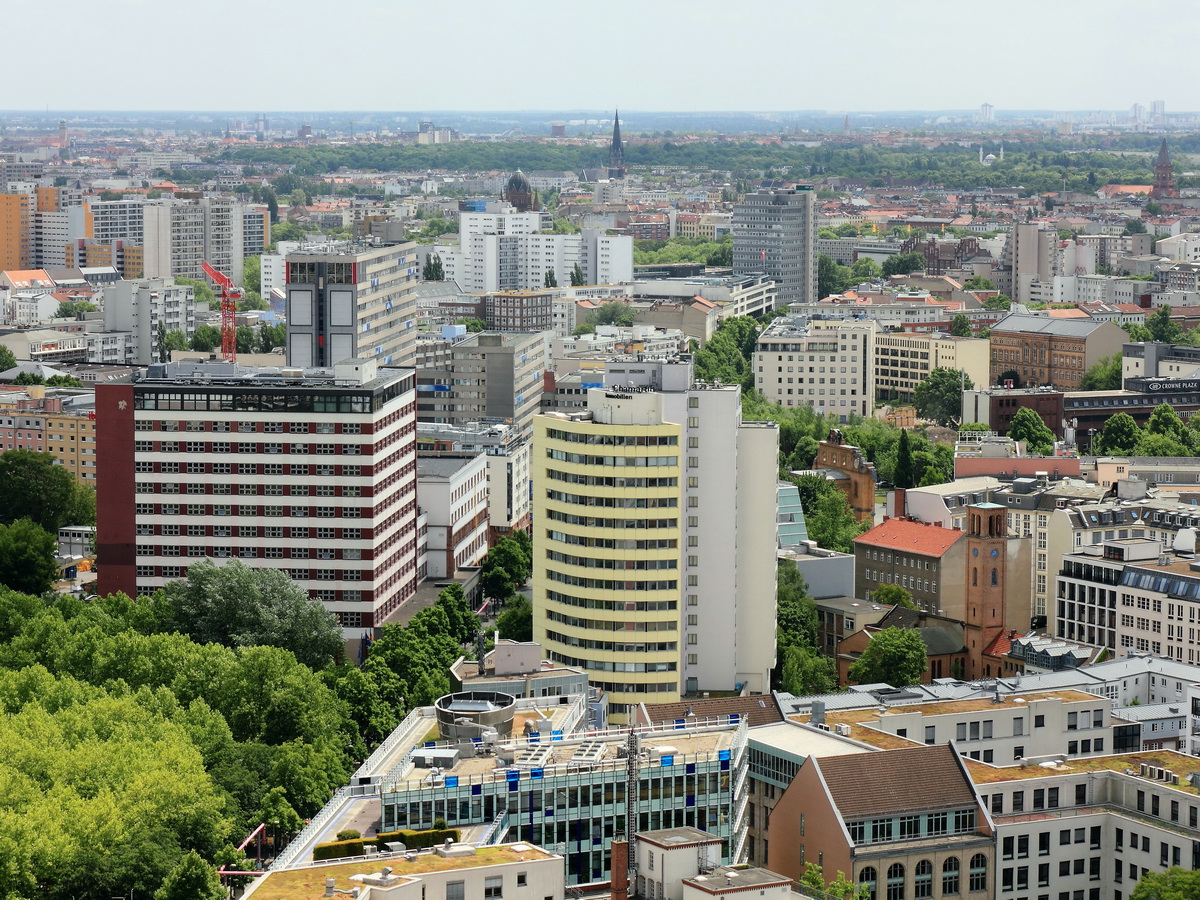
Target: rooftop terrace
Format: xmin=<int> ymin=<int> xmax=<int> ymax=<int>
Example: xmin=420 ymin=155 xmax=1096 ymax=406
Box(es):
xmin=248 ymin=843 xmax=557 ymax=900
xmin=965 ymin=750 xmax=1200 ymax=794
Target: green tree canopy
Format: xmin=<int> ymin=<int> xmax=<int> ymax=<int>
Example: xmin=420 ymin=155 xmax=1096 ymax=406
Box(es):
xmin=496 ymin=595 xmax=533 ymax=643
xmin=570 ymin=262 xmax=585 ymax=286
xmin=154 ymin=559 xmax=343 ymax=670
xmin=848 ymin=627 xmax=928 ymax=686
xmin=53 ymin=299 xmax=98 ymax=319
xmin=806 ymin=486 xmax=868 ymax=553
xmin=871 ymin=584 xmax=917 ymax=610
xmin=1096 ymin=412 xmax=1140 ymax=455
xmin=1079 ymin=354 xmax=1122 ymax=391
xmin=543 ymin=269 xmax=558 ymax=288
xmin=242 ymin=255 xmax=261 ymax=294
xmin=0 ymin=345 xmax=15 ymax=372
xmin=586 ymin=300 xmax=636 ymax=328
xmin=1008 ymin=407 xmax=1056 ymax=455
xmin=963 ymin=275 xmax=996 ymax=291
xmin=1147 ymin=306 xmax=1183 ymax=344
xmin=913 ymin=368 xmax=972 ymax=428
xmin=817 ymin=254 xmax=852 ymax=298
xmin=174 ymin=276 xmax=216 ymax=309
xmin=154 ymin=850 xmax=226 ymax=900
xmin=0 ymin=518 xmax=59 ymax=594
xmin=949 ymin=313 xmax=972 ymax=337
xmin=1130 ymin=867 xmax=1200 ymax=900
xmin=0 ymin=448 xmax=92 ymax=533
xmin=881 ymin=252 xmax=926 ymax=278
xmin=422 ymin=252 xmax=445 ymax=281
xmin=189 ymin=324 xmax=223 ymax=353
xmin=779 ymin=645 xmax=837 ymax=696
xmin=893 ymin=430 xmax=916 ymax=489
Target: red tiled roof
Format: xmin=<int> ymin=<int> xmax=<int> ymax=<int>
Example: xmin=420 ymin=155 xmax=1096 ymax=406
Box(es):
xmin=983 ymin=631 xmax=1014 ymax=658
xmin=853 ymin=518 xmax=964 ymax=558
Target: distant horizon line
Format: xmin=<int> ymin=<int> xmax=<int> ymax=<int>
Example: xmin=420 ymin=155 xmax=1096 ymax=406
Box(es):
xmin=0 ymin=108 xmax=1193 ymax=116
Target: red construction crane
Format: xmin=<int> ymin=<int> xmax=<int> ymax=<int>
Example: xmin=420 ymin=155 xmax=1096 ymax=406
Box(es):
xmin=201 ymin=260 xmax=242 ymax=363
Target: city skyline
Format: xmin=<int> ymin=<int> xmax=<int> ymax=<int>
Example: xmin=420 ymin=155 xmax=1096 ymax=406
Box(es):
xmin=5 ymin=0 xmax=1198 ymax=113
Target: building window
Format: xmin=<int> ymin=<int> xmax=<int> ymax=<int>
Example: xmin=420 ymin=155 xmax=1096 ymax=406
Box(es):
xmin=886 ymin=864 xmax=905 ymax=900
xmin=446 ymin=883 xmax=465 ymax=900
xmin=914 ymin=861 xmax=933 ymax=900
xmin=484 ymin=877 xmax=502 ymax=899
xmin=943 ymin=858 xmax=960 ymax=895
xmin=969 ymin=855 xmax=987 ymax=893
xmin=860 ymin=867 xmax=877 ymax=900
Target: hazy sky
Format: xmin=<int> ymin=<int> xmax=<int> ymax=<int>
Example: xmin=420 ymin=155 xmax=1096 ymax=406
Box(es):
xmin=6 ymin=0 xmax=1196 ymax=113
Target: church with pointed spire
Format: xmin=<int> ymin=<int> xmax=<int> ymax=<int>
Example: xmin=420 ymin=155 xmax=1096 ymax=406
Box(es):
xmin=607 ymin=109 xmax=625 ymax=180
xmin=1151 ymin=139 xmax=1178 ymax=199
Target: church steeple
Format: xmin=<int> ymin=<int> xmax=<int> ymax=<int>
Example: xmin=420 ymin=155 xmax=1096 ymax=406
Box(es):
xmin=607 ymin=109 xmax=625 ymax=180
xmin=1152 ymin=138 xmax=1178 ymax=199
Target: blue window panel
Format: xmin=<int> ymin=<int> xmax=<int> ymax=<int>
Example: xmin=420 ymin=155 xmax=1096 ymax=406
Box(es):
xmin=508 ymin=780 xmax=519 ymax=792
xmin=661 ymin=755 xmax=674 ymax=767
xmin=424 ymin=741 xmax=436 ymax=748
xmin=551 ymin=730 xmax=564 ymax=741
xmin=718 ymin=749 xmax=731 ymax=761
xmin=675 ymin=719 xmax=686 ymax=729
xmin=686 ymin=763 xmax=696 ymax=774
xmin=506 ymin=769 xmax=520 ymax=782
xmin=471 ymin=784 xmax=482 ymax=795
xmin=545 ymin=808 xmax=554 ymax=817
xmin=531 ymin=768 xmax=544 ymax=779
xmin=445 ymin=776 xmax=458 ymax=787
xmin=529 ymin=733 xmax=540 ymax=743
xmin=729 ymin=714 xmax=741 ymax=723
xmin=686 ymin=795 xmax=696 ymax=807
xmin=720 ymin=759 xmax=730 ymax=771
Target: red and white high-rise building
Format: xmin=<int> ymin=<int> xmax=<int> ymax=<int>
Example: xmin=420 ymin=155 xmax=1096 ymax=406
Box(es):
xmin=95 ymin=357 xmax=419 ymax=632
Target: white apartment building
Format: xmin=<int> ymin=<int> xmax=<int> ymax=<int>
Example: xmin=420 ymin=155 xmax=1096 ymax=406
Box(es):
xmin=437 ymin=210 xmax=633 ymax=293
xmin=817 ymin=690 xmax=1135 ymax=767
xmin=533 ymin=358 xmax=778 ymax=720
xmin=33 ymin=205 xmax=90 ymax=268
xmin=415 ymin=453 xmax=489 ymax=579
xmin=100 ymin=277 xmax=196 ymax=364
xmin=95 ymin=358 xmax=420 ymax=635
xmin=416 ymin=421 xmax=532 ymax=538
xmin=980 ymin=752 xmax=1200 ymax=900
xmin=259 ymin=252 xmax=285 ymax=296
xmin=142 ymin=197 xmax=246 ymax=285
xmin=754 ymin=316 xmax=875 ymax=419
xmin=86 ymin=198 xmax=144 ymax=245
xmin=1056 ymin=537 xmax=1200 ymax=665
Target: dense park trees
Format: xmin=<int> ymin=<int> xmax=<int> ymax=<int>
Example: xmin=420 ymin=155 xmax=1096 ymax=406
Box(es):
xmin=228 ymin=136 xmax=1190 ymax=196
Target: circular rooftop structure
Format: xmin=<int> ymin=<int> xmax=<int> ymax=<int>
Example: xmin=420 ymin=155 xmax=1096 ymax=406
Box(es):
xmin=434 ymin=690 xmax=517 ymax=740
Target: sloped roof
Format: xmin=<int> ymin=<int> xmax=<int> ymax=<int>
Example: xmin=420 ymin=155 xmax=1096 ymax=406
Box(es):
xmin=640 ymin=694 xmax=784 ymax=729
xmin=991 ymin=313 xmax=1111 ymax=338
xmin=853 ymin=518 xmax=963 ymax=558
xmin=816 ymin=744 xmax=976 ymax=818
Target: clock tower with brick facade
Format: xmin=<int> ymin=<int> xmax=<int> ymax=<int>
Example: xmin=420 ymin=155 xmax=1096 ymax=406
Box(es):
xmin=964 ymin=502 xmax=1007 ymax=680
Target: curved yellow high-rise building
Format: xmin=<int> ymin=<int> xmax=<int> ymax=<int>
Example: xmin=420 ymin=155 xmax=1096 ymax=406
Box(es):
xmin=534 ymin=389 xmax=683 ymax=721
